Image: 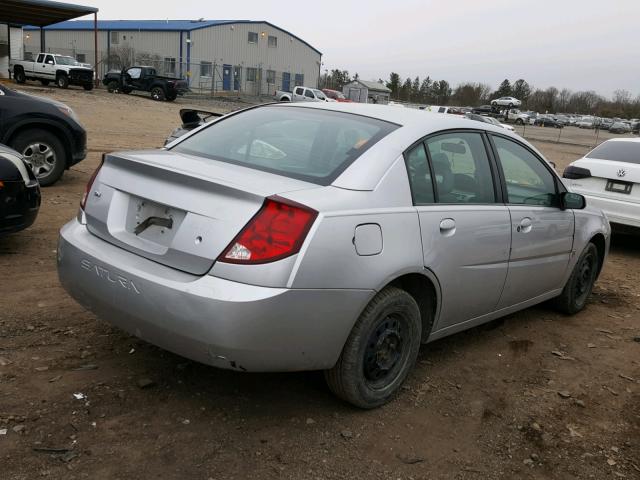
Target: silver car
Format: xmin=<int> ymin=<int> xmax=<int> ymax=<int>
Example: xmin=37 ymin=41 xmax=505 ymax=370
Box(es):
xmin=57 ymin=103 xmax=610 ymax=408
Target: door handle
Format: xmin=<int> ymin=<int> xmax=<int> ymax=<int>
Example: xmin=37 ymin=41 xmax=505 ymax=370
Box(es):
xmin=439 ymin=218 xmax=456 ymax=236
xmin=517 ymin=217 xmax=533 ymax=233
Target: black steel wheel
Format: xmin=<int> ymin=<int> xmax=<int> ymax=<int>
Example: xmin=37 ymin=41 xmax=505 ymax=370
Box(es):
xmin=14 ymin=69 xmax=26 ymax=84
xmin=554 ymin=243 xmax=599 ymax=314
xmin=325 ymin=286 xmax=422 ymax=409
xmin=150 ymin=86 xmax=165 ymax=101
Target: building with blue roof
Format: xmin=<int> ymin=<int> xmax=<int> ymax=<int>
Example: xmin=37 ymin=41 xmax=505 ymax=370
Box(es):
xmin=23 ymin=19 xmax=322 ymax=94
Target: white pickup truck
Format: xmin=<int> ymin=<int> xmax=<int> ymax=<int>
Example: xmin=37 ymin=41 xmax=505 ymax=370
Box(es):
xmin=10 ymin=53 xmax=94 ymax=90
xmin=274 ymin=86 xmax=329 ymax=102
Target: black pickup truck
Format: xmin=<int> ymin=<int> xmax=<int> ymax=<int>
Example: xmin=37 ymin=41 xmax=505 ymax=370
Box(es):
xmin=103 ymin=66 xmax=188 ymax=101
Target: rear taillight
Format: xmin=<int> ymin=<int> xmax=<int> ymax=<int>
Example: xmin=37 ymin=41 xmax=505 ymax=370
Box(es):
xmin=563 ymin=165 xmax=592 ymax=180
xmin=80 ymin=155 xmax=104 ymax=210
xmin=219 ymin=196 xmax=318 ymax=264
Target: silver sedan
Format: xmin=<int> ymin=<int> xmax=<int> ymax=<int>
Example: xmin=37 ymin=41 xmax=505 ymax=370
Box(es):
xmin=57 ymin=103 xmax=610 ymax=408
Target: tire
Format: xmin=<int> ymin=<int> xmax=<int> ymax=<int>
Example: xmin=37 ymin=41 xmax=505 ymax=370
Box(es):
xmin=11 ymin=129 xmax=66 ymax=186
xmin=56 ymin=74 xmax=69 ymax=89
xmin=324 ymin=286 xmax=422 ymax=409
xmin=515 ymin=118 xmax=524 ymax=125
xmin=554 ymin=243 xmax=599 ymax=315
xmin=166 ymin=92 xmax=177 ymax=101
xmin=83 ymin=83 xmax=94 ymax=91
xmin=107 ymin=81 xmax=119 ymax=93
xmin=280 ymin=97 xmax=291 ymax=102
xmin=14 ymin=69 xmax=26 ymax=84
xmin=150 ymin=86 xmax=165 ymax=101
xmin=508 ymin=103 xmax=514 ymax=108
xmin=491 ymin=101 xmax=496 ymax=106
xmin=40 ymin=79 xmax=50 ymax=86
xmin=121 ymin=87 xmax=131 ymax=94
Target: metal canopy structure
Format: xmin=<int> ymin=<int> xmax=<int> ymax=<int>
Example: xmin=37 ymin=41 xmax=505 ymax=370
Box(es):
xmin=0 ymin=0 xmax=97 ymax=27
xmin=0 ymin=0 xmax=98 ymax=83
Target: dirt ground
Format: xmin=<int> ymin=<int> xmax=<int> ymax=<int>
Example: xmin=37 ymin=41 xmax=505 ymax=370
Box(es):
xmin=1 ymin=84 xmax=639 ymax=480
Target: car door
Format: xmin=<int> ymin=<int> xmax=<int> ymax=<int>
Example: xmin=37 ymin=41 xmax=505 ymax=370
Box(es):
xmin=408 ymin=131 xmax=511 ymax=330
xmin=292 ymin=86 xmax=305 ymax=101
xmin=490 ymin=134 xmax=574 ymax=308
xmin=125 ymin=67 xmax=143 ymax=90
xmin=43 ymin=54 xmax=56 ymax=79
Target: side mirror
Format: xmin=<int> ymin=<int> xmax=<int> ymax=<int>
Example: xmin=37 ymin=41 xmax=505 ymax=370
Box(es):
xmin=561 ymin=191 xmax=586 ymax=210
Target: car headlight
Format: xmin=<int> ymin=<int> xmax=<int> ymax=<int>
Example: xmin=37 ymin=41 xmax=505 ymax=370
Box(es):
xmin=56 ymin=104 xmax=81 ymax=123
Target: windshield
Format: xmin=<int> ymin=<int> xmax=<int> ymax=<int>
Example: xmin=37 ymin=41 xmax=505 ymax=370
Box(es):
xmin=313 ymin=89 xmax=327 ymax=100
xmin=586 ymin=141 xmax=640 ymax=164
xmin=55 ymin=56 xmax=81 ymax=66
xmin=172 ymin=106 xmax=399 ymax=185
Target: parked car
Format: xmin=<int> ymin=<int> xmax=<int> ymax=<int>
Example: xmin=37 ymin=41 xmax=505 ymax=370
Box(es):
xmin=164 ymin=108 xmax=225 ymax=146
xmin=465 ymin=113 xmax=514 ymax=131
xmin=0 ymin=84 xmax=86 ymax=186
xmin=563 ymin=138 xmax=640 ymax=229
xmin=322 ymin=89 xmax=353 ymax=102
xmin=505 ymin=109 xmax=531 ymax=125
xmin=535 ymin=116 xmax=564 ymax=128
xmin=103 ymin=66 xmax=188 ymax=101
xmin=58 ymin=103 xmax=610 ymax=408
xmin=10 ymin=53 xmax=94 ymax=90
xmin=609 ymin=122 xmax=632 ymax=134
xmin=274 ymin=86 xmax=328 ymax=102
xmin=577 ymin=118 xmax=596 ymax=129
xmin=472 ymin=105 xmax=494 ymax=114
xmin=491 ymin=96 xmax=522 ymax=108
xmin=0 ymin=143 xmax=41 ymax=236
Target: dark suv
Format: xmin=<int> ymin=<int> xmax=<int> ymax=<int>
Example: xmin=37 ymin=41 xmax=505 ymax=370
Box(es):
xmin=0 ymin=84 xmax=86 ymax=186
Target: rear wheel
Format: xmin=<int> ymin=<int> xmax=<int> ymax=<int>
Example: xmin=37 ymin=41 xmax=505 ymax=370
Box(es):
xmin=11 ymin=129 xmax=66 ymax=186
xmin=83 ymin=83 xmax=94 ymax=91
xmin=107 ymin=80 xmax=119 ymax=93
xmin=56 ymin=74 xmax=69 ymax=89
xmin=554 ymin=243 xmax=599 ymax=314
xmin=166 ymin=92 xmax=177 ymax=101
xmin=324 ymin=286 xmax=422 ymax=409
xmin=40 ymin=79 xmax=50 ymax=86
xmin=14 ymin=69 xmax=26 ymax=84
xmin=150 ymin=86 xmax=165 ymax=101
xmin=515 ymin=118 xmax=524 ymax=125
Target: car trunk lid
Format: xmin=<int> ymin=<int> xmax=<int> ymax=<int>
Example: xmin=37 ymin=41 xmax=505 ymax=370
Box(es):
xmin=569 ymin=158 xmax=640 ymax=204
xmin=84 ymin=150 xmax=318 ymax=275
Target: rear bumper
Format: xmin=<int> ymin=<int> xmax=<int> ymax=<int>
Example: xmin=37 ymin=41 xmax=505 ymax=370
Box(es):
xmin=57 ymin=220 xmax=372 ymax=372
xmin=581 ymin=194 xmax=640 ymax=228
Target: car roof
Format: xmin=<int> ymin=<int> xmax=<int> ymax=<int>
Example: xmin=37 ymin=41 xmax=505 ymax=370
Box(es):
xmin=271 ymin=101 xmax=509 ymax=135
xmin=602 ymin=137 xmax=640 ymax=143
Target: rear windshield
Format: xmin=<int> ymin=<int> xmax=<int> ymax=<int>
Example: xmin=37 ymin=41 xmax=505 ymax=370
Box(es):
xmin=587 ymin=141 xmax=640 ymax=164
xmin=171 ymin=106 xmax=399 ymax=185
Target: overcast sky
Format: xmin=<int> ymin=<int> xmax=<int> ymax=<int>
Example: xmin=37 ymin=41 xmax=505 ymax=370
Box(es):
xmin=73 ymin=0 xmax=639 ymax=98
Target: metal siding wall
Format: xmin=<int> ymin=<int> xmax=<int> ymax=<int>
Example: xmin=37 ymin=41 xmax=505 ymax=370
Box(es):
xmin=190 ymin=22 xmax=320 ymax=94
xmin=10 ymin=27 xmax=23 ymax=59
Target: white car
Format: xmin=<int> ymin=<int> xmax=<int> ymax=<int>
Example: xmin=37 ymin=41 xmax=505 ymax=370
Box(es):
xmin=563 ymin=138 xmax=640 ymax=228
xmin=491 ymin=97 xmax=522 ymax=108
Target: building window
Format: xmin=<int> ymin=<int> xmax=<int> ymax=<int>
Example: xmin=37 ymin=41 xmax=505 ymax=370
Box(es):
xmin=76 ymin=54 xmax=86 ymax=63
xmin=164 ymin=57 xmax=176 ymax=75
xmin=266 ymin=70 xmax=276 ymax=84
xmin=200 ymin=61 xmax=212 ymax=77
xmin=268 ymin=36 xmax=277 ymax=48
xmin=248 ymin=31 xmax=258 ymax=44
xmin=294 ymin=73 xmax=304 ymax=86
xmin=246 ymin=67 xmax=257 ymax=82
xmin=110 ymin=31 xmax=119 ymax=45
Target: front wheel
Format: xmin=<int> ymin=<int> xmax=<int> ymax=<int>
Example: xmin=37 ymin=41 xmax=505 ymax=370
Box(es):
xmin=83 ymin=83 xmax=94 ymax=91
xmin=11 ymin=129 xmax=66 ymax=186
xmin=150 ymin=86 xmax=165 ymax=101
xmin=324 ymin=286 xmax=422 ymax=409
xmin=554 ymin=243 xmax=599 ymax=315
xmin=56 ymin=75 xmax=69 ymax=89
xmin=515 ymin=118 xmax=524 ymax=125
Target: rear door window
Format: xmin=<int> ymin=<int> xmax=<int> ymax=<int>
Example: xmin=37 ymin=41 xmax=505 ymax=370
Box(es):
xmin=425 ymin=132 xmax=496 ymax=204
xmin=405 ymin=143 xmax=435 ymax=204
xmin=172 ymin=106 xmax=399 ymax=185
xmin=586 ymin=141 xmax=640 ymax=164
